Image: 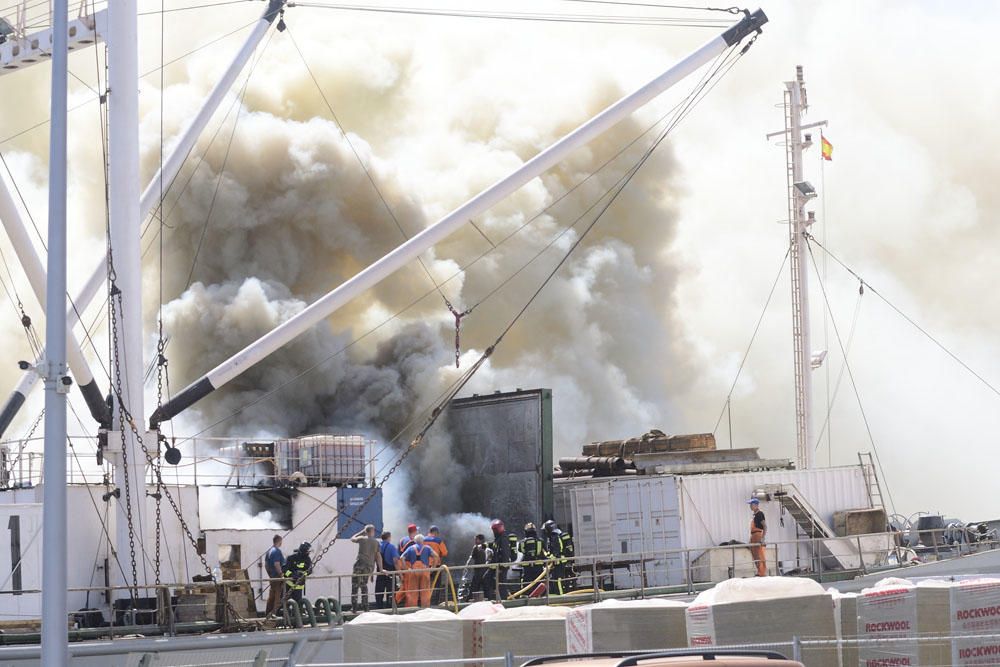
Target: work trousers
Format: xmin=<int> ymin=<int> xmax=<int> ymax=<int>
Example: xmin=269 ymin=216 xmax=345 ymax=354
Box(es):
xmin=403 ymin=562 xmax=432 ymax=608
xmin=750 ymin=531 xmax=767 ymax=576
xmin=289 ymin=586 xmax=304 ymax=603
xmin=351 ymin=566 xmax=373 ymax=612
xmin=265 ymin=578 xmax=285 ymax=617
xmin=374 ymin=573 xmax=395 ymax=608
xmin=550 ymin=563 xmax=574 ymax=595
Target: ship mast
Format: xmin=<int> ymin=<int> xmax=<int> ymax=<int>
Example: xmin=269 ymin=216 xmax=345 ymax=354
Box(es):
xmin=40 ymin=0 xmax=69 ymax=660
xmin=105 ymin=0 xmax=152 ymax=599
xmin=768 ymin=66 xmax=825 ymax=469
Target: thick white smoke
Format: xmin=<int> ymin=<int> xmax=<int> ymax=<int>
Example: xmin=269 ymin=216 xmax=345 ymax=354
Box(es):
xmin=0 ymin=1 xmax=996 ymax=526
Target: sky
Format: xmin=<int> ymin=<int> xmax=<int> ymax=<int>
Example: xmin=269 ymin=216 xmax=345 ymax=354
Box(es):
xmin=0 ymin=0 xmax=997 ymax=523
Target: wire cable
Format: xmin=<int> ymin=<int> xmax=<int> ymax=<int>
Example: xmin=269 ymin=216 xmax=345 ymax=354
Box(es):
xmin=806 ymin=238 xmax=896 ymax=515
xmin=807 ymin=234 xmax=1000 ymax=402
xmin=712 ymin=243 xmax=790 ymax=435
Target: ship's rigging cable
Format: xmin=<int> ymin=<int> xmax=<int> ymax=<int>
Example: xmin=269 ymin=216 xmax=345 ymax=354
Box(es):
xmin=302 ymin=40 xmax=751 ymax=572
xmin=284 ymin=27 xmax=460 ymax=306
xmin=182 ymin=29 xmax=274 ymax=292
xmin=812 ymin=285 xmax=863 ymax=453
xmin=0 ymin=20 xmax=259 ymax=148
xmin=286 ymin=2 xmax=734 ymax=28
xmin=710 ymin=243 xmax=790 ymax=437
xmin=174 ymin=32 xmax=750 ymax=447
xmin=805 ymin=238 xmax=896 ymax=516
xmin=236 ymin=36 xmax=752 ymax=579
xmin=807 ymin=233 xmax=1000 ymax=402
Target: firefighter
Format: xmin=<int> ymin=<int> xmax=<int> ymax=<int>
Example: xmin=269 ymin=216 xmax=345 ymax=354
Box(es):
xmin=488 ymin=519 xmax=519 ymax=600
xmin=519 ymin=522 xmax=550 ymax=594
xmin=461 ymin=534 xmax=493 ymax=602
xmin=542 ymin=519 xmax=575 ymax=594
xmin=283 ymin=542 xmax=313 ymax=603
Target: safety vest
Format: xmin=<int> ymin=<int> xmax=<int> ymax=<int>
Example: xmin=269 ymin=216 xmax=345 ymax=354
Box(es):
xmin=521 ymin=536 xmax=547 ymax=561
xmin=284 ymin=557 xmax=309 ymax=591
xmin=548 ymin=531 xmax=574 ymax=564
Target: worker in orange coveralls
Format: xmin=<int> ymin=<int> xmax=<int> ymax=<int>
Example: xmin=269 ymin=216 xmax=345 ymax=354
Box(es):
xmin=748 ymin=498 xmax=767 ymax=576
xmin=401 ymin=534 xmax=439 ymax=607
xmin=424 ymin=525 xmax=449 ymax=604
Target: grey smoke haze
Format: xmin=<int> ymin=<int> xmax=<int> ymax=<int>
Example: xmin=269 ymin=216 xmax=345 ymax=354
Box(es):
xmin=0 ymin=0 xmax=997 ymax=527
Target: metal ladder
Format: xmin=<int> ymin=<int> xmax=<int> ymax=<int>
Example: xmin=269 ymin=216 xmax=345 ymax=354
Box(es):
xmin=858 ymin=452 xmax=885 ymax=511
xmin=765 ymin=483 xmax=832 ymax=539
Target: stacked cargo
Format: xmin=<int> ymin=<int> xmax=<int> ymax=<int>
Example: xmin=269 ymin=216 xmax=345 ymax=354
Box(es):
xmin=398 ymin=609 xmax=469 ymax=662
xmin=947 ymin=578 xmax=1000 ymax=667
xmin=343 ymin=612 xmax=400 ymax=663
xmin=481 ymin=606 xmax=570 ymax=658
xmin=856 ymin=578 xmax=950 ymax=667
xmin=829 ymin=589 xmax=859 ymax=667
xmin=566 ymin=598 xmax=688 ymax=653
xmin=685 ymin=577 xmax=839 ymax=667
xmin=458 ymin=601 xmax=505 ymax=666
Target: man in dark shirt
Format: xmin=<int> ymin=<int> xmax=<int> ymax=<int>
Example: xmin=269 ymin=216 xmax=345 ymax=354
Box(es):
xmin=264 ymin=534 xmax=285 ymax=617
xmin=748 ymin=498 xmax=767 ymax=576
xmin=376 ymin=531 xmax=399 ymax=609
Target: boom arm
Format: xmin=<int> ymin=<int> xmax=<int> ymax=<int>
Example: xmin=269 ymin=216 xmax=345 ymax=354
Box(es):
xmin=0 ymin=0 xmax=285 ymax=437
xmin=151 ymin=9 xmax=767 ymax=427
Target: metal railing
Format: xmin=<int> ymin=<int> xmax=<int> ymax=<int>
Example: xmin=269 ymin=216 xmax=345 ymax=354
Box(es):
xmin=0 ymin=435 xmax=378 ymax=487
xmin=0 ymin=526 xmax=994 ymax=639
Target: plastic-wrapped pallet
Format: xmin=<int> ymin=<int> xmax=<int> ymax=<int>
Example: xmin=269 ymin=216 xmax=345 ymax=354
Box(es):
xmin=949 ymin=578 xmax=1000 ymax=666
xmin=857 ymin=578 xmax=950 ymax=667
xmin=686 ymin=577 xmax=838 ymax=667
xmin=566 ymin=598 xmax=688 ymax=653
xmin=343 ymin=612 xmax=400 ymax=663
xmin=482 ymin=605 xmax=570 ymax=659
xmin=829 ymin=589 xmax=858 ymax=667
xmin=458 ymin=601 xmax=505 ymax=666
xmin=399 ymin=609 xmax=467 ymax=661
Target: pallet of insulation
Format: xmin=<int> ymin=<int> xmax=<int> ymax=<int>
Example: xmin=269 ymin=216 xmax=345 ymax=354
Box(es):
xmin=949 ymin=578 xmax=1000 ymax=666
xmin=343 ymin=612 xmax=401 ymax=663
xmin=829 ymin=589 xmax=859 ymax=667
xmin=856 ymin=578 xmax=950 ymax=667
xmin=399 ymin=609 xmax=469 ymax=661
xmin=685 ymin=577 xmax=839 ymax=667
xmin=458 ymin=601 xmax=505 ymax=667
xmin=566 ymin=598 xmax=688 ymax=653
xmin=481 ymin=605 xmax=569 ymax=659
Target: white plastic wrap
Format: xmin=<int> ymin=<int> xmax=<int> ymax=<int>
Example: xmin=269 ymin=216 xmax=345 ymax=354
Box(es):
xmin=950 ymin=578 xmax=1000 ymax=666
xmin=482 ymin=606 xmax=569 ymax=658
xmin=399 ymin=609 xmax=467 ymax=661
xmin=686 ymin=577 xmax=838 ymax=667
xmin=566 ymin=598 xmax=688 ymax=654
xmin=344 ymin=612 xmax=401 ymax=663
xmin=692 ymin=576 xmax=825 ymax=605
xmin=858 ymin=581 xmax=950 ymax=667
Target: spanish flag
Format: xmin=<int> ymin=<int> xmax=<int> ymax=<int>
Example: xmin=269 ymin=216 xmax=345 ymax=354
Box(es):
xmin=821 ymin=134 xmax=833 ymax=161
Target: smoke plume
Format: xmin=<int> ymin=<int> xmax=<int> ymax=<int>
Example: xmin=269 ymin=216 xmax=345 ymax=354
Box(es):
xmin=1 ymin=1 xmax=995 ymax=524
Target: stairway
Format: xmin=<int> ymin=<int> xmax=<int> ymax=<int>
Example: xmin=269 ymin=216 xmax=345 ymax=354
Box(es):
xmin=761 ymin=483 xmax=857 ymax=571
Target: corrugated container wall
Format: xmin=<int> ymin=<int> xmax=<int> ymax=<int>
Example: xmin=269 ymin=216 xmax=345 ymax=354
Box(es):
xmin=556 ymin=465 xmax=871 ymax=580
xmin=554 ymin=476 xmax=685 ymax=588
xmin=678 ymin=466 xmax=871 ymax=567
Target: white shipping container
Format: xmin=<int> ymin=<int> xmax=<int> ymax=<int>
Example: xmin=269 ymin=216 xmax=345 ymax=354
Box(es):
xmin=556 ymin=465 xmax=874 ymax=584
xmin=555 ymin=476 xmax=685 ymax=588
xmin=677 ymin=466 xmax=872 ymax=570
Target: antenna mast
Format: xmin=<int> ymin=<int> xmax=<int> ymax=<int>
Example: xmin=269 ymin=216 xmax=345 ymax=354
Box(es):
xmin=769 ymin=66 xmax=826 ymax=469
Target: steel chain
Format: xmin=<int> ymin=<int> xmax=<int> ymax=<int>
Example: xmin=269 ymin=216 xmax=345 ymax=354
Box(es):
xmin=110 ymin=284 xmax=139 ymax=595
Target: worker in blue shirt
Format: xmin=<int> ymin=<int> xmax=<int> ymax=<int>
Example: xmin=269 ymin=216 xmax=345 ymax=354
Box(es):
xmin=375 ymin=531 xmax=400 ymax=609
xmin=400 ymin=534 xmax=437 ymax=608
xmin=264 ymin=534 xmax=286 ymax=617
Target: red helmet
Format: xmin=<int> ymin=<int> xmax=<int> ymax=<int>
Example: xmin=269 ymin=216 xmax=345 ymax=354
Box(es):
xmin=490 ymin=519 xmax=505 ymax=533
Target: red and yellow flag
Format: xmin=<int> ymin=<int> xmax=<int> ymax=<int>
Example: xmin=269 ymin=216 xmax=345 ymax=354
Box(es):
xmin=821 ymin=135 xmax=833 ymax=161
